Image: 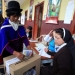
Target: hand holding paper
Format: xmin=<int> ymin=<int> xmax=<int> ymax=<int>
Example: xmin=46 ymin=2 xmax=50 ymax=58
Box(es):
xmin=35 ymin=47 xmax=51 ymax=58
xmin=13 ymin=51 xmax=25 ymax=60
xmin=23 ymin=50 xmax=32 ymax=57
xmin=39 ymin=48 xmax=51 ymax=58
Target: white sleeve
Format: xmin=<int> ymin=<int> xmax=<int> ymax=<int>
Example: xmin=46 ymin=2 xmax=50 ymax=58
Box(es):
xmin=44 ymin=34 xmax=52 ymax=42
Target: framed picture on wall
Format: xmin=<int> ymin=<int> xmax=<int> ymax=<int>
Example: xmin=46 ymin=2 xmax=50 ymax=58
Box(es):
xmin=45 ymin=0 xmax=61 ymax=24
xmin=29 ymin=0 xmax=34 ymax=21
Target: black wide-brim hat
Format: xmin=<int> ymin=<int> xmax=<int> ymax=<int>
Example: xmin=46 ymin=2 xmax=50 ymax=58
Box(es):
xmin=6 ymin=1 xmax=23 ymax=12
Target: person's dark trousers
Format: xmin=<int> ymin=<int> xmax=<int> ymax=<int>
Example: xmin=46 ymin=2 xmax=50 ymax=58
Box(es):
xmin=71 ymin=69 xmax=75 ymax=75
xmin=40 ymin=65 xmax=53 ymax=75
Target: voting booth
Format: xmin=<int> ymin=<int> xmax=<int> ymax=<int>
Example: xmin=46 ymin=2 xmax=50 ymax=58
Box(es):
xmin=3 ymin=54 xmax=41 ymax=75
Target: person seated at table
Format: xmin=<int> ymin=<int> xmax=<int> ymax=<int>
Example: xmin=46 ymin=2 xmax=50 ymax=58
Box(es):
xmin=44 ymin=30 xmax=58 ymax=53
xmin=23 ymin=26 xmax=32 ymax=50
xmin=40 ymin=28 xmax=73 ymax=75
xmin=26 ymin=26 xmax=32 ymax=39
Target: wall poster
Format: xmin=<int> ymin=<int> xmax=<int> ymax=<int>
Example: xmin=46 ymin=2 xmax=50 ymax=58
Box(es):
xmin=45 ymin=0 xmax=61 ymax=24
xmin=29 ymin=0 xmax=34 ymax=21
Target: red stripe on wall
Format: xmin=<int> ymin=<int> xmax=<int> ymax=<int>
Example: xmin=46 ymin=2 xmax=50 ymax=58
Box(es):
xmin=24 ymin=20 xmax=72 ymax=38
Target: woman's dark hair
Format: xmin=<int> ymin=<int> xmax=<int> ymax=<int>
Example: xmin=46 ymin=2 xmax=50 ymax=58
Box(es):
xmin=27 ymin=26 xmax=32 ymax=31
xmin=54 ymin=28 xmax=63 ymax=39
xmin=27 ymin=26 xmax=32 ymax=39
xmin=0 ymin=14 xmax=4 ymax=27
xmin=6 ymin=11 xmax=21 ymax=18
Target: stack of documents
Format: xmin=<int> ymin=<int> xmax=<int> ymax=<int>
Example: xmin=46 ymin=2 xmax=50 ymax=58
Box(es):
xmin=35 ymin=43 xmax=51 ymax=58
xmin=6 ymin=57 xmax=20 ymax=75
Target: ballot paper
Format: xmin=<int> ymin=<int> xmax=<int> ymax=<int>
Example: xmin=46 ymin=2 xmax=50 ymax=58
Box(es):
xmin=35 ymin=47 xmax=41 ymax=52
xmin=29 ymin=39 xmax=38 ymax=42
xmin=35 ymin=43 xmax=46 ymax=50
xmin=23 ymin=50 xmax=32 ymax=57
xmin=6 ymin=57 xmax=20 ymax=75
xmin=35 ymin=47 xmax=51 ymax=58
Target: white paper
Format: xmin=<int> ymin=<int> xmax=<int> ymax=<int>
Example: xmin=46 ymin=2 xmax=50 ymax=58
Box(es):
xmin=6 ymin=57 xmax=20 ymax=75
xmin=35 ymin=43 xmax=46 ymax=50
xmin=35 ymin=46 xmax=51 ymax=58
xmin=23 ymin=50 xmax=32 ymax=57
xmin=35 ymin=47 xmax=41 ymax=52
xmin=29 ymin=39 xmax=38 ymax=42
xmin=39 ymin=49 xmax=51 ymax=58
xmin=64 ymin=0 xmax=74 ymax=24
xmin=21 ymin=15 xmax=25 ymax=25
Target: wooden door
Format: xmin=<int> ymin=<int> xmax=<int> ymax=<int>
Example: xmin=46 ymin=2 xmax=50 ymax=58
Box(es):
xmin=37 ymin=5 xmax=43 ymax=38
xmin=33 ymin=6 xmax=40 ymax=39
xmin=33 ymin=2 xmax=44 ymax=39
xmin=25 ymin=10 xmax=28 ymax=26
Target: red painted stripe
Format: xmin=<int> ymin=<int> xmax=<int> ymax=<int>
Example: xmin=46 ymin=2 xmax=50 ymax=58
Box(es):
xmin=0 ymin=56 xmax=3 ymax=64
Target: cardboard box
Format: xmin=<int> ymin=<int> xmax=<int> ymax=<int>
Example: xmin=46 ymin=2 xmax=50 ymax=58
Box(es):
xmin=3 ymin=54 xmax=41 ymax=75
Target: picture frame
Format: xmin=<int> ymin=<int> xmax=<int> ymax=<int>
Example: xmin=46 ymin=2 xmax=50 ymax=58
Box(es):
xmin=45 ymin=0 xmax=61 ymax=24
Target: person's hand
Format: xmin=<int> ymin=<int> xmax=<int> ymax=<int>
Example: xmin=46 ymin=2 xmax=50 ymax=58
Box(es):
xmin=27 ymin=46 xmax=33 ymax=57
xmin=27 ymin=45 xmax=32 ymax=50
xmin=44 ymin=48 xmax=48 ymax=53
xmin=49 ymin=30 xmax=53 ymax=36
xmin=29 ymin=50 xmax=33 ymax=57
xmin=13 ymin=51 xmax=25 ymax=60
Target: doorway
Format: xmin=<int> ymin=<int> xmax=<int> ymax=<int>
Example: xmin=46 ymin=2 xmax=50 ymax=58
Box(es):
xmin=70 ymin=11 xmax=75 ymax=34
xmin=25 ymin=10 xmax=28 ymax=26
xmin=33 ymin=1 xmax=44 ymax=39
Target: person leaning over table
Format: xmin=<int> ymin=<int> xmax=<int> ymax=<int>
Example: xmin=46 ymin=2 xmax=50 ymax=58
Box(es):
xmin=0 ymin=1 xmax=33 ymax=63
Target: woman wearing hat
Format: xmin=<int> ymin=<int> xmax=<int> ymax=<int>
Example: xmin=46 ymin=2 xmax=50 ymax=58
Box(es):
xmin=0 ymin=1 xmax=32 ymax=62
xmin=40 ymin=28 xmax=74 ymax=75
